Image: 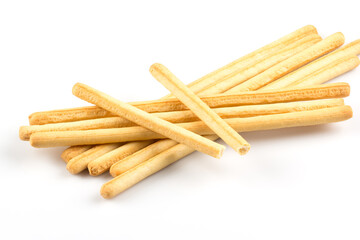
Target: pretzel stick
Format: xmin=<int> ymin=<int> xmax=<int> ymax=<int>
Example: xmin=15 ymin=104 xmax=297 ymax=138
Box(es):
xmin=100 ymin=105 xmax=352 ymax=198
xmin=52 ymin=26 xmax=321 ymax=172
xmin=87 ymin=140 xmax=155 ymax=176
xmin=262 ymin=40 xmax=360 ymax=90
xmin=151 ymin=63 xmax=250 ymax=154
xmin=30 ymin=104 xmax=352 ymax=147
xmin=28 ymin=32 xmax=321 ymax=126
xmin=72 ymin=83 xmax=225 ymax=158
xmin=66 ymin=143 xmax=123 ymax=174
xmin=109 ymin=98 xmax=344 ymax=176
xmin=19 ymin=85 xmax=349 ymax=141
xmin=61 ymin=145 xmax=92 ymax=163
xmin=226 ymin=33 xmax=345 ymax=93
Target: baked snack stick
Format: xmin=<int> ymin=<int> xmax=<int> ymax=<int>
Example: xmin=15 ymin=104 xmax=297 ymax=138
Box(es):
xmin=72 ymin=83 xmax=225 ymax=158
xmin=109 ymin=98 xmax=344 ymax=176
xmin=262 ymin=40 xmax=360 ymax=90
xmin=69 ymin=141 xmax=154 ymax=174
xmin=54 ymin=27 xmax=321 ymax=172
xmin=226 ymin=33 xmax=345 ymax=93
xmin=19 ymin=86 xmax=349 ymax=141
xmin=28 ymin=32 xmax=321 ymax=126
xmin=151 ymin=63 xmax=250 ymax=155
xmin=290 ymin=55 xmax=359 ymax=87
xmin=61 ymin=145 xmax=92 ymax=163
xmin=21 ymin=82 xmax=350 ymax=140
xmin=101 ymin=106 xmax=352 ymax=198
xmin=66 ymin=143 xmax=123 ymax=174
xmin=30 ymin=104 xmax=352 ymax=146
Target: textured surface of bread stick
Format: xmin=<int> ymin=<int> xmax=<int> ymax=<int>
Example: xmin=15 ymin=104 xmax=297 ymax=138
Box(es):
xmin=28 ymin=30 xmax=321 ymax=125
xmin=109 ymin=139 xmax=179 ymax=177
xmin=61 ymin=145 xmax=92 ymax=163
xmin=151 ymin=63 xmax=250 ymax=154
xmin=227 ymin=33 xmax=345 ymax=93
xmin=289 ymin=56 xmax=359 ymax=87
xmin=101 ymin=105 xmax=353 ymax=198
xmin=72 ymin=83 xmax=225 ymax=158
xmin=87 ymin=140 xmax=154 ymax=176
xmin=66 ymin=143 xmax=122 ymax=174
xmin=19 ymin=95 xmax=348 ymax=140
xmin=262 ymin=40 xmax=360 ymax=90
xmin=30 ymin=105 xmax=352 ymax=146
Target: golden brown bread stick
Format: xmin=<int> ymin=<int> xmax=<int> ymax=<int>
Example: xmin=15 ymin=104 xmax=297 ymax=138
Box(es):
xmin=72 ymin=83 xmax=225 ymax=158
xmin=61 ymin=145 xmax=93 ymax=163
xmin=262 ymin=40 xmax=360 ymax=90
xmin=109 ymin=139 xmax=179 ymax=177
xmin=30 ymin=104 xmax=352 ymax=147
xmin=28 ymin=32 xmax=321 ymax=126
xmin=66 ymin=143 xmax=123 ymax=174
xmin=151 ymin=63 xmax=250 ymax=154
xmin=290 ymin=55 xmax=360 ymax=87
xmin=19 ymin=91 xmax=348 ymax=141
xmin=101 ymin=105 xmax=353 ymax=198
xmin=227 ymin=33 xmax=345 ymax=93
xmin=87 ymin=140 xmax=155 ymax=176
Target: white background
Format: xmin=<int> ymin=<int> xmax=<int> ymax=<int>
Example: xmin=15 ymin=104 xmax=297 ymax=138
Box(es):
xmin=0 ymin=0 xmax=359 ymax=239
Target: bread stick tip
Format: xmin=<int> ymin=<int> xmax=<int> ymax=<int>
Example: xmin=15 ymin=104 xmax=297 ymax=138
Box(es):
xmin=238 ymin=144 xmax=251 ymax=155
xmin=100 ymin=184 xmax=114 ymax=199
xmin=19 ymin=126 xmax=30 ymax=141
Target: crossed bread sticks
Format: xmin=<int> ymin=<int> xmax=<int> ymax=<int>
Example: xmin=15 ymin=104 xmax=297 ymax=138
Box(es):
xmin=60 ymin=25 xmax=323 ymax=172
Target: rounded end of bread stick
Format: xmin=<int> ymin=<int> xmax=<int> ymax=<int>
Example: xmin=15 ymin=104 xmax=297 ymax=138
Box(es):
xmin=88 ymin=163 xmax=102 ymax=176
xmin=19 ymin=126 xmax=30 ymax=141
xmin=66 ymin=160 xmax=82 ymax=175
xmin=305 ymin=25 xmax=318 ymax=34
xmin=100 ymin=183 xmax=115 ymax=199
xmin=237 ymin=144 xmax=251 ymax=155
xmin=109 ymin=165 xmax=120 ymax=178
xmin=334 ymin=32 xmax=345 ymax=44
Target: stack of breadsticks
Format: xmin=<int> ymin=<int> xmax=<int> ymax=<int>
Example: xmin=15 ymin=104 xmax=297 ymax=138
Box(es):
xmin=19 ymin=25 xmax=359 ymax=199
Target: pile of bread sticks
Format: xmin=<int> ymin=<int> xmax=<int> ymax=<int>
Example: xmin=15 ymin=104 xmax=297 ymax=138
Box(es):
xmin=19 ymin=25 xmax=359 ymax=199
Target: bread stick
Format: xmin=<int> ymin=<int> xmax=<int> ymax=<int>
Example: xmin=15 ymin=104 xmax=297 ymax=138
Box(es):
xmin=28 ymin=30 xmax=321 ymax=125
xmin=101 ymin=106 xmax=352 ymax=198
xmin=66 ymin=143 xmax=122 ymax=174
xmin=30 ymin=104 xmax=352 ymax=146
xmin=61 ymin=145 xmax=92 ymax=163
xmin=151 ymin=63 xmax=250 ymax=154
xmin=109 ymin=139 xmax=179 ymax=177
xmin=290 ymin=55 xmax=359 ymax=87
xmin=262 ymin=39 xmax=360 ymax=90
xmin=227 ymin=33 xmax=345 ymax=93
xmin=72 ymin=83 xmax=225 ymax=158
xmin=87 ymin=140 xmax=155 ymax=176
